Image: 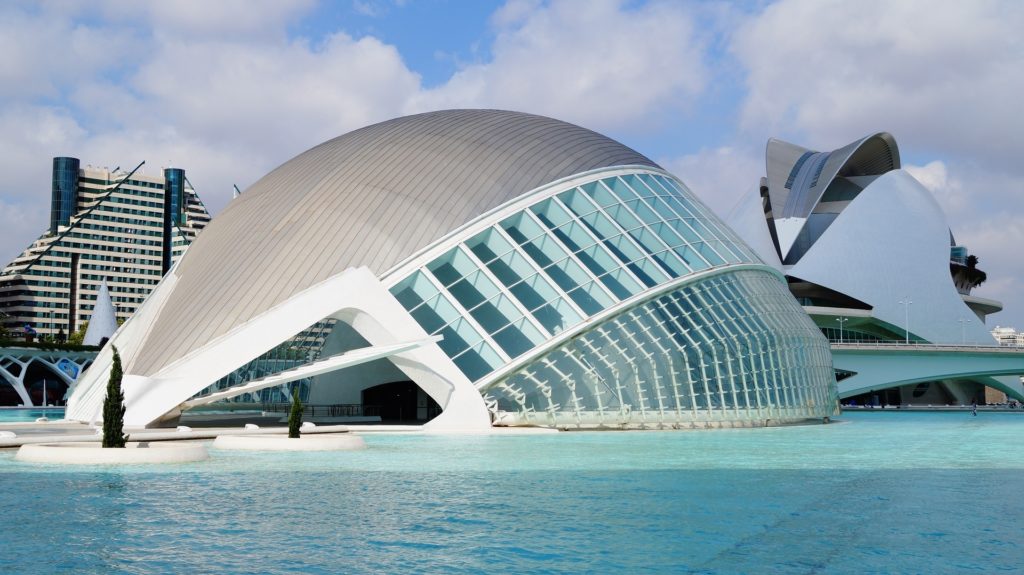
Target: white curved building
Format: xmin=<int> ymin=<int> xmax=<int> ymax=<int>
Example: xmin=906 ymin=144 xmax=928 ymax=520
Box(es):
xmin=730 ymin=133 xmax=1022 ymax=404
xmin=67 ymin=110 xmax=838 ymax=429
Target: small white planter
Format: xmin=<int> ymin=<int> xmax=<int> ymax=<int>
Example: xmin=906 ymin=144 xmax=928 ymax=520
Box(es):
xmin=15 ymin=442 xmax=209 ymax=464
xmin=212 ymin=434 xmax=366 ymax=452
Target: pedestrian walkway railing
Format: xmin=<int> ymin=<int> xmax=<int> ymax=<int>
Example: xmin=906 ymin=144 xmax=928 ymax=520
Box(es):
xmin=260 ymin=403 xmax=381 ymax=417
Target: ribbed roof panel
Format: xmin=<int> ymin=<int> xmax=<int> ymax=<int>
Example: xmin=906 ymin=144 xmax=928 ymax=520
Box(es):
xmin=129 ymin=109 xmax=658 ymax=376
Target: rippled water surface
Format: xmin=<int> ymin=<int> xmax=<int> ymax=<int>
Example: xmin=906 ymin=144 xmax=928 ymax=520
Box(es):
xmin=2 ymin=411 xmax=1024 ymax=574
xmin=0 ymin=407 xmax=65 ymax=422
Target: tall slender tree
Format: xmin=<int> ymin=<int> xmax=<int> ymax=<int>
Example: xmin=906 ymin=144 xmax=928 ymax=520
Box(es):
xmin=288 ymin=387 xmax=303 ymax=439
xmin=102 ymin=346 xmax=127 ymax=448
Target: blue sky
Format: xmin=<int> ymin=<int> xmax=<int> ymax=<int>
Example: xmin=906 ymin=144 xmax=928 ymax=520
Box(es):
xmin=1 ymin=0 xmax=1022 ymax=331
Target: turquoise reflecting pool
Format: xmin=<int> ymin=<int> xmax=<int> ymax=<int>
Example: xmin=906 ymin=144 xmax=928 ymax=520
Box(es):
xmin=2 ymin=411 xmax=1023 ymax=573
xmin=0 ymin=407 xmax=65 ymax=422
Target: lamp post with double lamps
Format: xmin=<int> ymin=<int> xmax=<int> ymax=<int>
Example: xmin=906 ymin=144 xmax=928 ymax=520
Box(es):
xmin=898 ymin=298 xmax=913 ymax=344
xmin=835 ymin=317 xmax=848 ymax=344
xmin=958 ymin=317 xmax=972 ymax=345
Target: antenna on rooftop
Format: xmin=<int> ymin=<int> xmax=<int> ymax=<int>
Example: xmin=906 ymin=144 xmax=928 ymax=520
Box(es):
xmin=232 ymin=185 xmax=242 ymax=199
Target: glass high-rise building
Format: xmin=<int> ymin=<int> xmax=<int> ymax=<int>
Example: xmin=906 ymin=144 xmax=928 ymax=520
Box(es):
xmin=0 ymin=160 xmax=211 ymax=340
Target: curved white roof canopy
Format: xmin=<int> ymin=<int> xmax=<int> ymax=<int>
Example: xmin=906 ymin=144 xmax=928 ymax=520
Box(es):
xmin=124 ymin=110 xmax=658 ymax=377
xmin=765 ymin=133 xmax=899 ymax=262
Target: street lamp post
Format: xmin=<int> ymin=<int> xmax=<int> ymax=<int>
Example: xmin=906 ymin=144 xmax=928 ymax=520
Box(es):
xmin=835 ymin=317 xmax=848 ymax=344
xmin=898 ymin=298 xmax=913 ymax=344
xmin=958 ymin=317 xmax=972 ymax=345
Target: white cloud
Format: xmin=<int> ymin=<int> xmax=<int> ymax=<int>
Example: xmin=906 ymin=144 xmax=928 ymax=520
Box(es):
xmin=904 ymin=160 xmax=968 ymax=215
xmin=731 ymin=0 xmax=1024 ymax=167
xmin=661 ymin=145 xmax=764 ymax=218
xmin=409 ymin=0 xmax=707 ymax=133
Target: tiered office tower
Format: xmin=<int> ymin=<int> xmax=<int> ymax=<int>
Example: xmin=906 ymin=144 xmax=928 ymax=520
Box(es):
xmin=0 ymin=159 xmax=210 ymax=340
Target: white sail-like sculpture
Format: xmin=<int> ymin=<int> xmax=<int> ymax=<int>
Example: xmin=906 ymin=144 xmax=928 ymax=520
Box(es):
xmin=83 ymin=280 xmax=117 ymax=347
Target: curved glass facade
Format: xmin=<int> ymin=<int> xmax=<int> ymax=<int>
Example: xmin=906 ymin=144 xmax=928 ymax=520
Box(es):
xmin=487 ymin=269 xmax=837 ymax=427
xmin=386 ymin=167 xmax=837 ymax=426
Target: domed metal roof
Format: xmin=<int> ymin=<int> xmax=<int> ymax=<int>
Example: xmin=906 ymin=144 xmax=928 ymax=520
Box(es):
xmin=129 ymin=109 xmax=658 ymax=375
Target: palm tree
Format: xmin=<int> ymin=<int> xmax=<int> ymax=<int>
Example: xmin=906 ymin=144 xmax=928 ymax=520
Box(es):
xmin=965 ymin=254 xmax=987 ymax=288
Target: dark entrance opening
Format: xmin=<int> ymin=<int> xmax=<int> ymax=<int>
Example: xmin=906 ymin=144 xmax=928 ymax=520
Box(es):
xmin=0 ymin=381 xmax=23 ymax=406
xmin=24 ymin=361 xmax=69 ymax=406
xmin=361 ymin=381 xmax=441 ymax=423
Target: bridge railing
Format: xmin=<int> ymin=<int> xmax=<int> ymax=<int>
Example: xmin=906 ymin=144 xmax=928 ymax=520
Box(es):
xmin=830 ymin=340 xmax=1024 ymax=351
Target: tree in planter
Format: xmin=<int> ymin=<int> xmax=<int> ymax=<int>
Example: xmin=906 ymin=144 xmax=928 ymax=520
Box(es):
xmin=288 ymin=387 xmax=304 ymax=439
xmin=102 ymin=346 xmax=128 ymax=448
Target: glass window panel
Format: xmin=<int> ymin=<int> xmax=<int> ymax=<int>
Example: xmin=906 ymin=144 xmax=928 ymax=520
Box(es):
xmin=626 ymin=199 xmax=663 ymax=227
xmin=469 ymin=292 xmax=523 ymax=334
xmin=452 ymin=340 xmax=502 ymax=381
xmin=437 ymin=316 xmax=483 ymax=358
xmin=466 ymin=228 xmax=515 ymax=265
xmin=624 ymin=174 xmax=657 ymax=198
xmin=501 ymin=212 xmax=547 ymax=245
xmin=605 ymin=177 xmax=638 ymax=202
xmin=447 ymin=271 xmax=501 ymax=310
xmin=542 ymin=255 xmax=594 ymax=292
xmin=390 ymin=271 xmax=439 ymax=311
xmin=649 ymin=221 xmax=686 ymax=249
xmin=646 ymin=196 xmax=683 ymax=221
xmin=665 ymin=195 xmax=699 ymax=220
xmin=519 ymin=230 xmax=570 ymax=268
xmin=639 ymin=173 xmax=672 ymax=196
xmin=530 ymin=296 xmax=583 ymax=334
xmin=696 ymin=241 xmax=727 ymax=266
xmin=576 ymin=243 xmax=624 ymax=280
xmin=602 ymin=202 xmax=645 ymax=230
xmin=675 ymin=240 xmax=708 ymax=270
xmin=566 ymin=281 xmax=612 ymax=315
xmin=557 ymin=188 xmax=599 ymax=218
xmin=427 ymin=247 xmax=478 ymax=287
xmin=580 ymin=210 xmax=633 ymax=240
xmin=491 ymin=317 xmax=544 ymax=358
xmin=551 ymin=220 xmax=597 ymax=252
xmin=710 ymin=240 xmax=743 ymax=264
xmin=581 ymin=180 xmax=619 ymax=207
xmin=670 ymin=218 xmax=702 ymax=243
xmin=508 ymin=272 xmax=560 ymax=312
xmin=597 ymin=267 xmax=642 ymax=299
xmin=531 ymin=198 xmax=573 ymax=227
xmin=484 ymin=248 xmax=535 ymax=289
xmin=650 ymin=249 xmax=689 ymax=277
xmin=626 ymin=256 xmax=667 ymax=287
xmin=410 ymin=293 xmax=461 ymax=334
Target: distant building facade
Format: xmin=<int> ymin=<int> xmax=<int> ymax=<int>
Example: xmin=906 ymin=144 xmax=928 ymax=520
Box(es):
xmin=728 ymin=132 xmax=1022 ymax=405
xmin=0 ymin=159 xmax=210 ymax=340
xmin=992 ymin=326 xmax=1024 ymax=347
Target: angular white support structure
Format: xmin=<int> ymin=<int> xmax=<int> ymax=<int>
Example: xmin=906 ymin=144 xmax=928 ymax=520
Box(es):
xmin=68 ymin=267 xmax=492 ymax=429
xmin=0 ymin=347 xmax=93 ymax=406
xmin=182 ymin=337 xmax=441 ymax=409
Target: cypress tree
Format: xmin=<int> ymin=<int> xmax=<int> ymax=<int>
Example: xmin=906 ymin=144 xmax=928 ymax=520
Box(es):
xmin=102 ymin=345 xmax=127 ymax=448
xmin=288 ymin=387 xmax=303 ymax=439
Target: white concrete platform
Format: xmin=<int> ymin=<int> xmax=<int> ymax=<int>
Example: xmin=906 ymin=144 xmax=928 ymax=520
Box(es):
xmin=15 ymin=441 xmax=209 ymax=464
xmin=212 ymin=434 xmax=367 ymax=451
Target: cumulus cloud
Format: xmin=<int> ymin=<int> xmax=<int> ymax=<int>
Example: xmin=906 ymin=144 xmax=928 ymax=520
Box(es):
xmin=409 ymin=0 xmax=707 ymax=133
xmin=904 ymin=160 xmax=967 ymax=215
xmin=661 ymin=145 xmax=764 ymax=217
xmin=731 ymin=0 xmax=1024 ymax=167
